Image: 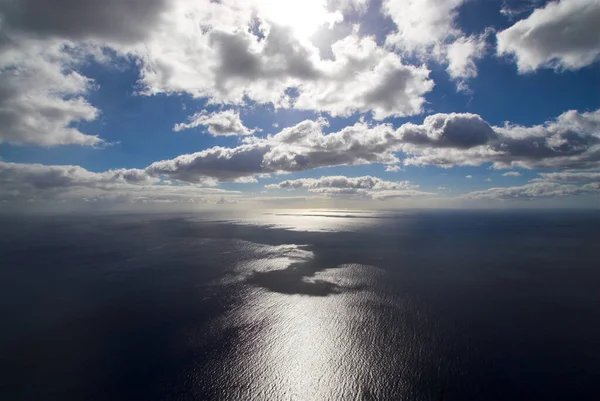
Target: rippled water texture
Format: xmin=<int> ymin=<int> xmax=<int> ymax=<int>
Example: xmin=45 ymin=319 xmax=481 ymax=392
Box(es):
xmin=1 ymin=210 xmax=599 ymax=400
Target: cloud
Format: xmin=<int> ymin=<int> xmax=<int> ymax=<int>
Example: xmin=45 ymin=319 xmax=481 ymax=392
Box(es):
xmin=370 ymin=189 xmax=436 ymax=200
xmin=462 ymin=181 xmax=599 ymax=200
xmin=265 ymin=174 xmax=433 ymax=200
xmin=148 ymin=108 xmax=600 ymax=183
xmin=445 ymin=33 xmax=488 ymax=90
xmin=0 ymin=40 xmax=104 ymax=147
xmin=145 ymin=143 xmax=271 ymax=183
xmin=383 ymin=0 xmax=489 ymax=87
xmin=383 ymin=0 xmax=464 ymax=51
xmin=497 ymin=0 xmax=600 ymax=72
xmin=266 ymin=175 xmax=418 ymax=190
xmin=466 ymin=175 xmax=473 ymax=179
xmin=385 ymin=165 xmax=402 ymax=172
xmin=134 ymin=18 xmax=434 ymax=119
xmin=533 ymin=171 xmax=600 ymax=182
xmin=0 ymin=161 xmax=237 ymax=203
xmin=0 ymin=0 xmax=434 ymax=150
xmin=0 ymin=0 xmax=170 ymax=45
xmin=401 ymin=109 xmax=600 ymax=170
xmin=502 ymin=171 xmax=521 ymax=176
xmin=174 ymin=110 xmax=256 ymax=136
xmin=147 ymin=119 xmax=400 ymax=182
xmin=398 ymin=112 xmax=497 ymax=149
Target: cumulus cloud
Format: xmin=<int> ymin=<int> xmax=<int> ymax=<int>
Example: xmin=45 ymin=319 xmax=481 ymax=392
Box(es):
xmin=147 ymin=108 xmax=600 ymax=183
xmin=265 ymin=175 xmax=433 ymax=200
xmin=385 ymin=165 xmax=402 ymax=172
xmin=383 ymin=0 xmax=464 ymax=51
xmin=0 ymin=161 xmax=237 ymax=204
xmin=135 ymin=17 xmax=434 ymax=119
xmin=0 ymin=0 xmax=174 ymax=147
xmin=383 ymin=0 xmax=489 ymax=86
xmin=0 ymin=41 xmax=104 ymax=147
xmin=174 ymin=110 xmax=256 ymax=136
xmin=466 ymin=175 xmax=473 ymax=179
xmin=401 ymin=109 xmax=600 ymax=170
xmin=398 ymin=112 xmax=497 ymax=149
xmin=497 ymin=0 xmax=600 ymax=72
xmin=146 ymin=119 xmax=399 ymax=182
xmin=445 ymin=33 xmax=488 ymax=90
xmin=0 ymin=0 xmax=435 ymax=151
xmin=502 ymin=171 xmax=521 ymax=176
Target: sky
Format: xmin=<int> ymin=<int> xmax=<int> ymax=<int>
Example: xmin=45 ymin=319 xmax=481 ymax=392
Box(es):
xmin=0 ymin=0 xmax=599 ymax=211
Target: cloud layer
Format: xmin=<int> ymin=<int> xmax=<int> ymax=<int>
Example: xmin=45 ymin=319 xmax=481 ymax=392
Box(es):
xmin=146 ymin=108 xmax=600 ymax=184
xmin=0 ymin=162 xmax=237 ymax=204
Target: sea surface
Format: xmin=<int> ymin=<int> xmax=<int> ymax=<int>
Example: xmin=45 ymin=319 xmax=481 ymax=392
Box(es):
xmin=1 ymin=209 xmax=599 ymax=400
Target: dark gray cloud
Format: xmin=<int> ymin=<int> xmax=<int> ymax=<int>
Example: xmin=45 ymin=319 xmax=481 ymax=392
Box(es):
xmin=399 ymin=113 xmax=497 ymax=148
xmin=145 ymin=144 xmax=272 ymax=182
xmin=0 ymin=0 xmax=169 ymax=44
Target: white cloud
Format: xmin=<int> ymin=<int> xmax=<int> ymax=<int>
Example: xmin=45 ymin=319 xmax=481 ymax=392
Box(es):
xmin=0 ymin=0 xmax=436 ymax=151
xmin=147 ymin=108 xmax=600 ymax=183
xmin=497 ymin=0 xmax=600 ymax=72
xmin=383 ymin=0 xmax=488 ymax=87
xmin=385 ymin=165 xmax=402 ymax=172
xmin=174 ymin=110 xmax=256 ymax=136
xmin=266 ymin=175 xmax=418 ymax=190
xmin=502 ymin=171 xmax=521 ymax=176
xmin=265 ymin=174 xmax=433 ymax=200
xmin=533 ymin=171 xmax=600 ymax=182
xmin=401 ymin=109 xmax=600 ymax=170
xmin=383 ymin=0 xmax=464 ymax=51
xmin=0 ymin=40 xmax=103 ymax=147
xmin=485 ymin=178 xmax=492 ymax=182
xmin=466 ymin=175 xmax=473 ymax=179
xmin=462 ymin=181 xmax=599 ymax=199
xmin=445 ymin=33 xmax=488 ymax=90
xmin=132 ymin=15 xmax=434 ymax=119
xmin=0 ymin=161 xmax=238 ymax=204
xmin=146 ymin=119 xmax=399 ymax=182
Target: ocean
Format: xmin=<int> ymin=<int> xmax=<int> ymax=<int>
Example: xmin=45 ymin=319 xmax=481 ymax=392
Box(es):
xmin=1 ymin=209 xmax=599 ymax=400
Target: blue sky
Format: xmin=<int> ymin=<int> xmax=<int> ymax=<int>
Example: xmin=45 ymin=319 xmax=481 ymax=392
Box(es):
xmin=0 ymin=0 xmax=599 ymax=209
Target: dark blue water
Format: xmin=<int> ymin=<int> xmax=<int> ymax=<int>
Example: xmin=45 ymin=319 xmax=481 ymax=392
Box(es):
xmin=1 ymin=210 xmax=599 ymax=400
